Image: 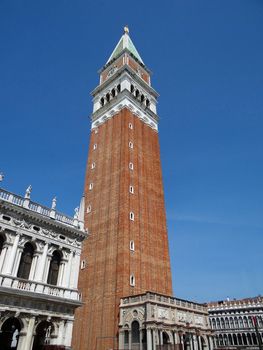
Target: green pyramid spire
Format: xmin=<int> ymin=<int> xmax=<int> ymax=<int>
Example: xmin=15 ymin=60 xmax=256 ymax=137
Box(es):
xmin=106 ymin=26 xmax=144 ymax=65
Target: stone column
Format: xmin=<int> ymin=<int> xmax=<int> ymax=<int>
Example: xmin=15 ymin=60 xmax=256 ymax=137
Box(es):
xmin=118 ymin=330 xmax=124 ymax=350
xmin=3 ymin=233 xmax=20 ymax=274
xmin=35 ymin=243 xmax=49 ymax=282
xmin=57 ymin=260 xmax=66 ymax=286
xmin=13 ymin=247 xmax=23 ymax=277
xmin=0 ymin=244 xmax=8 ymax=272
xmin=62 ymin=251 xmax=73 ymax=288
xmin=147 ymin=328 xmax=152 ymax=350
xmin=64 ymin=320 xmax=73 ymax=347
xmin=43 ymin=256 xmax=52 ymax=283
xmin=139 ymin=329 xmax=143 ymax=350
xmin=152 ymin=329 xmax=157 ymax=350
xmin=70 ymin=251 xmax=81 ymax=288
xmin=29 ymin=253 xmax=38 ymax=280
xmin=56 ymin=320 xmax=65 ymax=345
xmin=160 ymin=330 xmax=163 ymax=346
xmin=18 ymin=316 xmax=35 ymax=350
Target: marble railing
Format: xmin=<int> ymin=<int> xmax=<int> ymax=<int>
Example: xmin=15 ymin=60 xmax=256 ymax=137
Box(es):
xmin=0 ymin=188 xmax=84 ymax=231
xmin=0 ymin=274 xmax=81 ymax=302
xmin=121 ymin=292 xmax=207 ymax=312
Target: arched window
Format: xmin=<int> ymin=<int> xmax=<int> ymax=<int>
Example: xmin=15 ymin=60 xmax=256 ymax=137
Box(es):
xmin=163 ymin=332 xmax=169 ymax=344
xmin=221 ymin=318 xmax=225 ymax=329
xmin=237 ymin=333 xmax=242 ymax=345
xmin=146 ymin=99 xmax=150 ymax=107
xmin=141 ymin=94 xmax=145 ymax=103
xmin=252 ymin=333 xmax=258 ymax=345
xmin=244 ymin=317 xmax=248 ymax=328
xmin=106 ymin=93 xmax=110 ymax=102
xmin=117 ymin=84 xmax=121 ymax=93
xmin=135 ymin=90 xmax=139 ymax=98
xmin=239 ymin=316 xmax=244 ymax=328
xmin=130 ymin=84 xmax=134 ymax=93
xmin=230 ymin=317 xmax=234 ymax=328
xmin=32 ymin=321 xmax=53 ymax=350
xmin=233 ymin=334 xmax=237 ymax=345
xmin=225 ymin=318 xmax=230 ymax=329
xmin=0 ymin=317 xmax=21 ymax=349
xmin=216 ymin=318 xmax=220 ymax=328
xmin=124 ymin=330 xmax=129 ymax=344
xmin=247 ymin=333 xmax=252 ymax=345
xmin=111 ymin=88 xmax=116 ymax=98
xmin=17 ymin=242 xmax=34 ymax=280
xmin=228 ymin=334 xmax=233 ymax=345
xmin=242 ymin=333 xmax=247 ymax=345
xmin=100 ymin=97 xmax=104 ymax=107
xmin=234 ymin=317 xmax=238 ymax=328
xmin=131 ymin=321 xmax=140 ymax=344
xmin=211 ymin=319 xmax=216 ymax=329
xmin=47 ymin=251 xmax=61 ymax=285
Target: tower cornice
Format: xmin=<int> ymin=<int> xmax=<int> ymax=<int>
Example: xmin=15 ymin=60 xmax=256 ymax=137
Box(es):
xmin=92 ymin=65 xmax=158 ymax=98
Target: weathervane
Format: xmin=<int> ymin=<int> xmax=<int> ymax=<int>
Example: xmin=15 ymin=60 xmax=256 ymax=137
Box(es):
xmin=124 ymin=25 xmax=129 ymax=34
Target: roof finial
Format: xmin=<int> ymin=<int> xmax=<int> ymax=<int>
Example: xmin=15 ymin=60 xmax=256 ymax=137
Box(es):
xmin=124 ymin=25 xmax=129 ymax=35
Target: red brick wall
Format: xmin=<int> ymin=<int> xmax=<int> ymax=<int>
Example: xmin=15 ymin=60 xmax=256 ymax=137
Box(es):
xmin=72 ymin=108 xmax=172 ymax=350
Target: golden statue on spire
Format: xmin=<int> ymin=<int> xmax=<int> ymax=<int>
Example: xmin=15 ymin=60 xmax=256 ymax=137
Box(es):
xmin=124 ymin=25 xmax=129 ymax=34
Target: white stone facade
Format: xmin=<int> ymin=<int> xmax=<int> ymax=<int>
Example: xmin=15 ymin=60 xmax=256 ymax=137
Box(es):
xmin=208 ymin=297 xmax=263 ymax=349
xmin=119 ymin=292 xmax=214 ymax=350
xmin=0 ymin=187 xmax=87 ymax=350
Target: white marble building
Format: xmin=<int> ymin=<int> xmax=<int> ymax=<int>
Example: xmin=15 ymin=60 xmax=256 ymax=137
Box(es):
xmin=119 ymin=292 xmax=215 ymax=350
xmin=0 ymin=184 xmax=87 ymax=350
xmin=208 ymin=297 xmax=263 ymax=349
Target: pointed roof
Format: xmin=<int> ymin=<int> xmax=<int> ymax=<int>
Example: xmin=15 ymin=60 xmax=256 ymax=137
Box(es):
xmin=106 ymin=26 xmax=144 ymax=65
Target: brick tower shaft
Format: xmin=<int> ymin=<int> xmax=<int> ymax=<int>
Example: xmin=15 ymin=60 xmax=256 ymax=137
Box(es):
xmin=73 ymin=28 xmax=173 ymax=350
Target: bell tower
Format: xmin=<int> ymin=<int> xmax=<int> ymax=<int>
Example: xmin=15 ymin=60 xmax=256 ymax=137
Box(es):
xmin=73 ymin=27 xmax=173 ymax=350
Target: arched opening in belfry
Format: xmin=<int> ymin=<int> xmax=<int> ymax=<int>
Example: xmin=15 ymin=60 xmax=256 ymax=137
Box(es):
xmin=32 ymin=321 xmax=54 ymax=350
xmin=17 ymin=242 xmax=34 ymax=279
xmin=0 ymin=317 xmax=22 ymax=350
xmin=131 ymin=320 xmax=140 ymax=345
xmin=47 ymin=250 xmax=62 ymax=285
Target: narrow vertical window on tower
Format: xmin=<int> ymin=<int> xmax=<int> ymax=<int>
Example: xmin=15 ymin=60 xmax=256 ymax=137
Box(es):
xmin=93 ymin=143 xmax=97 ymax=150
xmin=129 ymin=212 xmax=135 ymax=221
xmin=129 ymin=141 xmax=133 ymax=149
xmin=130 ymin=240 xmax=135 ymax=251
xmin=129 ymin=185 xmax=134 ymax=194
xmin=129 ymin=123 xmax=133 ymax=130
xmin=91 ymin=162 xmax=95 ymax=169
xmin=94 ymin=128 xmax=98 ymax=134
xmin=130 ymin=274 xmax=135 ymax=287
xmin=89 ymin=183 xmax=93 ymax=190
xmin=129 ymin=162 xmax=134 ymax=170
xmin=87 ymin=205 xmax=92 ymax=213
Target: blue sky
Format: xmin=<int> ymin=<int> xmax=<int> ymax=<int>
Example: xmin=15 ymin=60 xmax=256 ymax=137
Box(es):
xmin=1 ymin=0 xmax=262 ymax=302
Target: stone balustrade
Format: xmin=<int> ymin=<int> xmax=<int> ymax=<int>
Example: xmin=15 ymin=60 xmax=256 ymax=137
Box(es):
xmin=0 ymin=188 xmax=84 ymax=230
xmin=0 ymin=273 xmax=81 ymax=301
xmin=121 ymin=292 xmax=207 ymax=313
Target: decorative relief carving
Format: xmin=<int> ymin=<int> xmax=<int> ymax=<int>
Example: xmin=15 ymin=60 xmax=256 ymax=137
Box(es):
xmin=158 ymin=307 xmax=169 ymax=320
xmin=194 ymin=315 xmax=203 ymax=325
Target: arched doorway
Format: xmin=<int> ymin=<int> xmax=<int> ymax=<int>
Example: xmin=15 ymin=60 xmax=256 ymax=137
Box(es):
xmin=0 ymin=317 xmax=21 ymax=350
xmin=32 ymin=321 xmax=54 ymax=350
